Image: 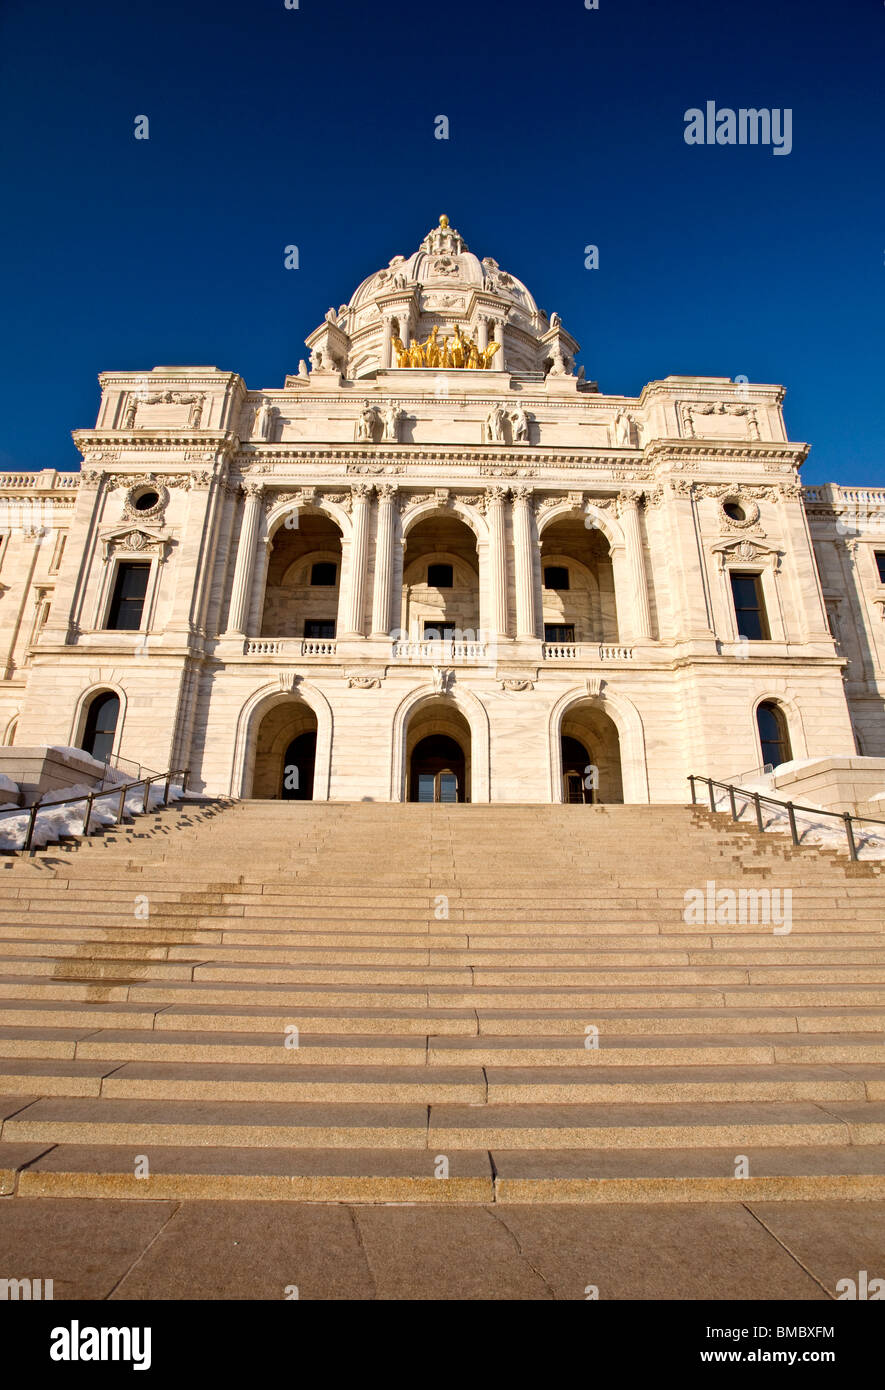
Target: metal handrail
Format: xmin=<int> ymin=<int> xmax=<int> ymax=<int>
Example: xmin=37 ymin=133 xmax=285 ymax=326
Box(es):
xmin=0 ymin=768 xmax=190 ymax=854
xmin=688 ymin=773 xmax=885 ymax=863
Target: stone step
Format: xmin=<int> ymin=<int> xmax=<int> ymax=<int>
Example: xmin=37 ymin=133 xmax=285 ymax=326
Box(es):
xmin=2 ymin=999 xmax=885 ymax=1036
xmin=5 ymin=1095 xmax=883 ymax=1150
xmin=2 ymin=1057 xmax=881 ymax=1105
xmin=3 ymin=1024 xmax=882 ymax=1067
xmin=7 ymin=1142 xmax=885 ymax=1203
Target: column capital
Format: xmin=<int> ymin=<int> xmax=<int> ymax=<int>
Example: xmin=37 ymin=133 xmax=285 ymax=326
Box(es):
xmin=377 ymin=483 xmax=398 ymax=502
xmin=616 ymin=487 xmax=645 ymax=516
xmin=350 ymin=483 xmax=375 ymax=502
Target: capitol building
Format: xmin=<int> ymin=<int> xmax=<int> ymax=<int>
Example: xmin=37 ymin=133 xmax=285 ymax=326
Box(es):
xmin=0 ymin=214 xmax=883 ymax=805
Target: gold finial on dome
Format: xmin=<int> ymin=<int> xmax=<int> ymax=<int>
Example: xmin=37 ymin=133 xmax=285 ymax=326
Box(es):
xmin=439 ymin=214 xmax=449 ymax=228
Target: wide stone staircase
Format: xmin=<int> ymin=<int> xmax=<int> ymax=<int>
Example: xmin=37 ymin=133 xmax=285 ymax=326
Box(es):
xmin=0 ymin=799 xmax=884 ymax=1203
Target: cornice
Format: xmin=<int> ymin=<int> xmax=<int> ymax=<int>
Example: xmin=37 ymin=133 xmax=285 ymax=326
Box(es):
xmin=73 ymin=430 xmax=237 ymax=454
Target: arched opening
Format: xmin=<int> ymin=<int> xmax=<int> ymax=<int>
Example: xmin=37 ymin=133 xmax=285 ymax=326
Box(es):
xmin=757 ymin=700 xmax=792 ymax=770
xmin=251 ymin=699 xmax=318 ymax=799
xmin=261 ymin=511 xmax=343 ymax=639
xmin=280 ymin=731 xmax=317 ymax=800
xmin=561 ymin=734 xmax=595 ymax=804
xmin=406 ymin=701 xmax=471 ymax=802
xmin=80 ymin=691 xmax=120 ymax=763
xmin=410 ymin=734 xmax=464 ymax=803
xmin=540 ymin=515 xmax=618 ymax=643
xmin=401 ymin=514 xmax=479 ymax=642
xmin=560 ymin=701 xmax=623 ymax=803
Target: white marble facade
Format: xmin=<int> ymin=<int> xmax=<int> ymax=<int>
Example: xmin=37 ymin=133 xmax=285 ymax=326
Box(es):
xmin=0 ymin=216 xmax=881 ymax=803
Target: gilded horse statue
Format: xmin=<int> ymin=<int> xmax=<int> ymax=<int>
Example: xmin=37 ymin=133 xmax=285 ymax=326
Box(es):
xmin=390 ymin=326 xmax=501 ymax=370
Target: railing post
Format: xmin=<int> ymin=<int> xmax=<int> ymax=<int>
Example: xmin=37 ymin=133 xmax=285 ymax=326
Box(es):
xmin=728 ymin=785 xmax=738 ymax=821
xmin=181 ymin=769 xmax=190 ymax=796
xmin=688 ymin=775 xmax=696 ymax=804
xmin=23 ymin=801 xmax=40 ymax=853
xmin=163 ymin=773 xmax=171 ymax=805
xmin=142 ymin=778 xmax=152 ymax=813
xmin=843 ymin=812 xmax=858 ymax=862
xmin=117 ymin=784 xmax=127 ymax=824
xmin=753 ymin=792 xmax=764 ymax=833
xmin=707 ymin=779 xmax=716 ymax=813
xmin=786 ymin=801 xmax=800 ymax=846
xmin=83 ymin=794 xmax=94 ymax=837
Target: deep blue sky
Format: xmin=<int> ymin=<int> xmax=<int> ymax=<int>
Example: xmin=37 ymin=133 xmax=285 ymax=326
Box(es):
xmin=1 ymin=0 xmax=882 ymax=484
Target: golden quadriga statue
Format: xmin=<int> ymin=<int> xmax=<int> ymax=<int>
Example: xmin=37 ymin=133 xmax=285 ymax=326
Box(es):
xmin=391 ymin=324 xmax=500 ymax=370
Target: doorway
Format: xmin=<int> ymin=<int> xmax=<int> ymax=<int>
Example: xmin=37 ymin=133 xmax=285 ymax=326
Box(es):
xmin=561 ymin=734 xmax=594 ymax=804
xmin=281 ymin=730 xmax=316 ymax=800
xmin=409 ymin=733 xmax=465 ymax=802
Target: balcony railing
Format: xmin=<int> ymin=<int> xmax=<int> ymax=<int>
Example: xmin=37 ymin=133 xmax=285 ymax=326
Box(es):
xmin=542 ymin=643 xmax=634 ymax=661
xmin=244 ymin=638 xmax=337 ymax=657
xmin=392 ymin=639 xmax=488 ymax=662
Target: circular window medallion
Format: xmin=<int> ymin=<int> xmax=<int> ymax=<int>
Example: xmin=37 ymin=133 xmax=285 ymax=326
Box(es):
xmin=133 ymin=489 xmax=160 ymax=512
xmin=719 ymin=496 xmax=760 ymax=529
xmin=124 ymin=483 xmax=168 ymax=521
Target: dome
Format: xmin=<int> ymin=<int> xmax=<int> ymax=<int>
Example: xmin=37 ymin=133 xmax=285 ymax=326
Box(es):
xmin=304 ymin=216 xmax=580 ymax=381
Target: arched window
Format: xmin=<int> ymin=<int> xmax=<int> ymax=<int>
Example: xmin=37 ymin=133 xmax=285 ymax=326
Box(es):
xmin=757 ymin=701 xmax=791 ymax=770
xmin=81 ymin=692 xmax=120 ymax=763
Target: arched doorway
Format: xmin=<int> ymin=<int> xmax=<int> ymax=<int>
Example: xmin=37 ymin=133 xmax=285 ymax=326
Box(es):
xmin=539 ymin=514 xmax=619 ymax=644
xmin=558 ymin=701 xmax=623 ymax=803
xmin=80 ymin=691 xmax=120 ymax=762
xmin=405 ymin=701 xmax=472 ymax=802
xmin=281 ymin=731 xmax=316 ymax=800
xmin=250 ymin=699 xmax=318 ymax=799
xmin=400 ymin=513 xmax=480 ymax=643
xmin=261 ymin=511 xmax=343 ymax=639
xmin=757 ymin=700 xmax=792 ymax=769
xmin=410 ymin=734 xmax=465 ymax=802
xmin=561 ymin=734 xmax=595 ymax=804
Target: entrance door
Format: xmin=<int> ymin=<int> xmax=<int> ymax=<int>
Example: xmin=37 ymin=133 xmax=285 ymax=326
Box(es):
xmin=409 ymin=734 xmax=465 ymax=802
xmin=561 ymin=735 xmax=594 ymax=804
xmin=281 ymin=731 xmax=316 ymax=800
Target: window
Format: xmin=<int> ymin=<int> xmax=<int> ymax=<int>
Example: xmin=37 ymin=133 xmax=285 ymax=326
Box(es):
xmin=106 ymin=562 xmax=150 ymax=631
xmin=81 ymin=692 xmax=120 ymax=763
xmin=427 ymin=563 xmax=453 ymax=588
xmin=310 ymin=562 xmax=337 ymax=586
xmin=545 ymin=623 xmax=576 ymax=643
xmin=132 ymin=489 xmax=160 ymax=513
xmin=544 ymin=566 xmax=570 ymax=590
xmin=757 ymin=701 xmax=791 ymax=769
xmin=723 ymin=501 xmax=746 ymax=522
xmin=304 ymin=619 xmax=335 ymax=639
xmin=730 ymin=572 xmax=770 ymax=641
xmin=423 ymin=622 xmax=456 ymax=641
xmin=49 ymin=533 xmax=66 ymax=575
xmin=875 ymin=552 xmax=885 ymax=584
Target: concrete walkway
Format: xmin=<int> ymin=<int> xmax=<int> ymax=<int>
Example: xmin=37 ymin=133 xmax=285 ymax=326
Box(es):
xmin=2 ymin=1197 xmax=883 ymax=1300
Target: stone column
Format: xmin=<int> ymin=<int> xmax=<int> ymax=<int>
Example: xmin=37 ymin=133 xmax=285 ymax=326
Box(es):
xmin=225 ymin=483 xmax=264 ymax=635
xmin=382 ymin=318 xmax=393 ymax=369
xmin=617 ymin=489 xmax=652 ymax=642
xmin=664 ymin=480 xmax=716 ymax=642
xmin=371 ymin=484 xmax=397 ymax=636
xmin=477 ymin=317 xmax=489 ymax=352
xmin=492 ymin=320 xmax=505 ymax=365
xmin=485 ymin=486 xmax=509 ymax=639
xmin=512 ymin=486 xmax=538 ymax=639
xmin=343 ymin=484 xmax=372 ymax=637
